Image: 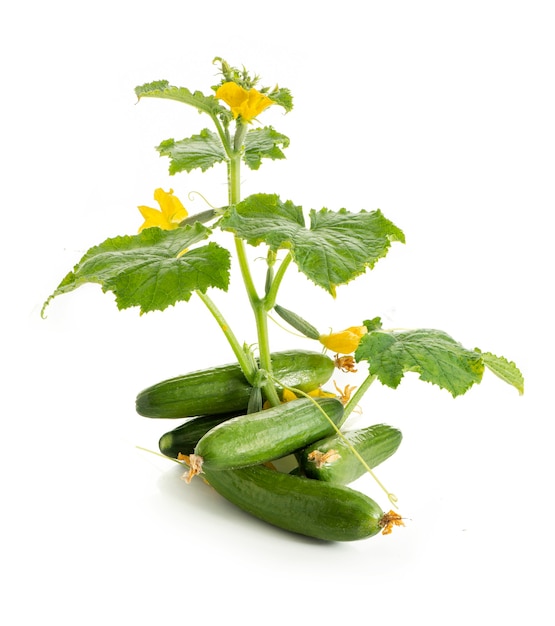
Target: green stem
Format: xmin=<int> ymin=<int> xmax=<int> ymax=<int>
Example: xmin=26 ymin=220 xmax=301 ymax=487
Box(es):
xmin=228 ymin=134 xmax=259 ymax=305
xmin=234 ymin=238 xmax=259 ymax=304
xmin=263 ymin=252 xmax=293 ymax=310
xmin=252 ymin=300 xmax=281 ymax=406
xmin=229 ymin=152 xmax=260 ymax=306
xmin=228 ymin=152 xmax=240 ymax=204
xmin=233 ymin=122 xmax=249 ymax=153
xmin=195 ymin=290 xmax=256 ymax=383
xmin=210 ymin=114 xmax=233 ymax=160
xmin=340 ymin=373 xmax=377 ymax=427
xmin=181 ymin=119 xmax=256 ymax=384
xmin=227 ymin=124 xmax=280 ymax=407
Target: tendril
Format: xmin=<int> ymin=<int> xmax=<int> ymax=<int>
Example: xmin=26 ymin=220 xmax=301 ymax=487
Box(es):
xmin=136 ymin=445 xmax=184 ymax=465
xmin=268 ymin=374 xmax=400 ymax=509
xmin=187 ymin=190 xmax=220 ymax=210
xmin=267 ymin=313 xmax=310 ymax=339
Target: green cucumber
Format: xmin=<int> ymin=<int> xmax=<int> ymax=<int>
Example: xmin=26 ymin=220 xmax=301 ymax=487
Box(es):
xmin=158 ymin=412 xmax=243 ymax=459
xmin=187 ymin=397 xmax=344 ymax=478
xmin=201 ymin=463 xmax=388 ymax=542
xmin=273 ymin=304 xmax=321 ymax=340
xmin=136 ymin=349 xmax=335 ymax=419
xmin=297 ymin=423 xmax=402 ymax=484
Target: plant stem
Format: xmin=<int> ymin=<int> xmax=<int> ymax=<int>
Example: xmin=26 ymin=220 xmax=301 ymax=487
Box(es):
xmin=340 ymin=373 xmax=377 ymax=427
xmin=228 ymin=141 xmax=258 ymax=304
xmin=210 ymin=114 xmax=233 ymax=160
xmin=195 ymin=290 xmax=257 ymax=383
xmin=252 ymin=300 xmax=281 ymax=406
xmin=263 ymin=252 xmax=293 ymax=310
xmin=227 ymin=126 xmax=281 ymax=407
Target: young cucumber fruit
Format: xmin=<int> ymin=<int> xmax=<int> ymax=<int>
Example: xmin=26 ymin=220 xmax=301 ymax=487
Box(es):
xmin=200 ymin=463 xmax=388 ymax=542
xmin=273 ymin=303 xmax=321 ymax=340
xmin=187 ymin=397 xmax=344 ymax=480
xmin=135 ymin=349 xmax=334 ymax=419
xmin=297 ymin=423 xmax=402 ymax=484
xmin=159 ymin=412 xmax=243 ymax=459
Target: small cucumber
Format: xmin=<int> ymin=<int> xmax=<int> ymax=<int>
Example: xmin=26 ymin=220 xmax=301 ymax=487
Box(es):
xmin=179 ymin=208 xmax=217 ymax=226
xmin=200 ymin=463 xmax=389 ymax=541
xmin=297 ymin=423 xmax=402 ymax=484
xmin=187 ymin=397 xmax=344 ymax=479
xmin=273 ymin=304 xmax=321 ymax=340
xmin=135 ymin=349 xmax=335 ymax=419
xmin=158 ymin=412 xmax=242 ymax=459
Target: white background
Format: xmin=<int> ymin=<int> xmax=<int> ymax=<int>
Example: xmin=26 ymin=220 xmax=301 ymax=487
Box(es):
xmin=2 ymin=1 xmax=553 ymax=624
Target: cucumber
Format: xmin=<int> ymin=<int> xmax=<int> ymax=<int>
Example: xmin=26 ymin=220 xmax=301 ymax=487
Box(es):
xmin=187 ymin=397 xmax=344 ymax=479
xmin=273 ymin=304 xmax=321 ymax=340
xmin=135 ymin=349 xmax=335 ymax=419
xmin=158 ymin=412 xmax=243 ymax=459
xmin=297 ymin=423 xmax=402 ymax=484
xmin=200 ymin=463 xmax=387 ymax=541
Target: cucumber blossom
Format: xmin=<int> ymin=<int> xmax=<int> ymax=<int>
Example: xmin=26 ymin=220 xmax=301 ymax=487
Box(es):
xmin=136 ymin=349 xmax=335 ymax=419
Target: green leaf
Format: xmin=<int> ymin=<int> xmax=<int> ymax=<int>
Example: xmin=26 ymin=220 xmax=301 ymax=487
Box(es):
xmin=219 ymin=193 xmax=404 ymax=296
xmin=363 ymin=317 xmax=383 ymax=332
xmin=355 ymin=328 xmax=485 ymax=397
xmin=135 ymin=81 xmax=224 ymax=117
xmin=268 ymin=87 xmax=294 ymax=112
xmin=243 ymin=127 xmax=290 ymax=170
xmin=478 ymin=350 xmax=525 ymax=395
xmin=157 ymin=129 xmax=227 ymax=174
xmin=42 ymin=223 xmax=230 ymax=315
xmin=219 ymin=193 xmax=305 ymax=246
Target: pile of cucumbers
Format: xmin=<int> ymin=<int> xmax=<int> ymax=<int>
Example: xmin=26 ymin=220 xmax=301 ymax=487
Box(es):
xmin=136 ymin=349 xmax=403 ymax=542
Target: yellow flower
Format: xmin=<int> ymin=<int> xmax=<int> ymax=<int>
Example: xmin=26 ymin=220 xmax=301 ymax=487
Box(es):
xmin=307 ymin=388 xmax=337 ymax=399
xmin=281 ymin=388 xmax=298 ymax=403
xmin=138 ymin=188 xmax=188 ymax=232
xmin=319 ymin=326 xmax=368 ymax=354
xmin=215 ymin=81 xmax=273 ymax=122
xmin=262 ymin=387 xmax=336 ymax=409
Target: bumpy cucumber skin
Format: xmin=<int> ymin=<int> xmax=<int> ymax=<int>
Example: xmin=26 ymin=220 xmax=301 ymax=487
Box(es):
xmin=158 ymin=413 xmax=242 ymax=459
xmin=298 ymin=423 xmax=402 ymax=484
xmin=135 ymin=350 xmax=335 ymax=419
xmin=202 ymin=463 xmax=385 ymax=542
xmin=194 ymin=397 xmax=344 ymax=471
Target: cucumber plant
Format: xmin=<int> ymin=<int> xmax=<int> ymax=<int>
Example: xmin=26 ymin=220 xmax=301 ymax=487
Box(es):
xmin=42 ymin=58 xmax=524 ymax=541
